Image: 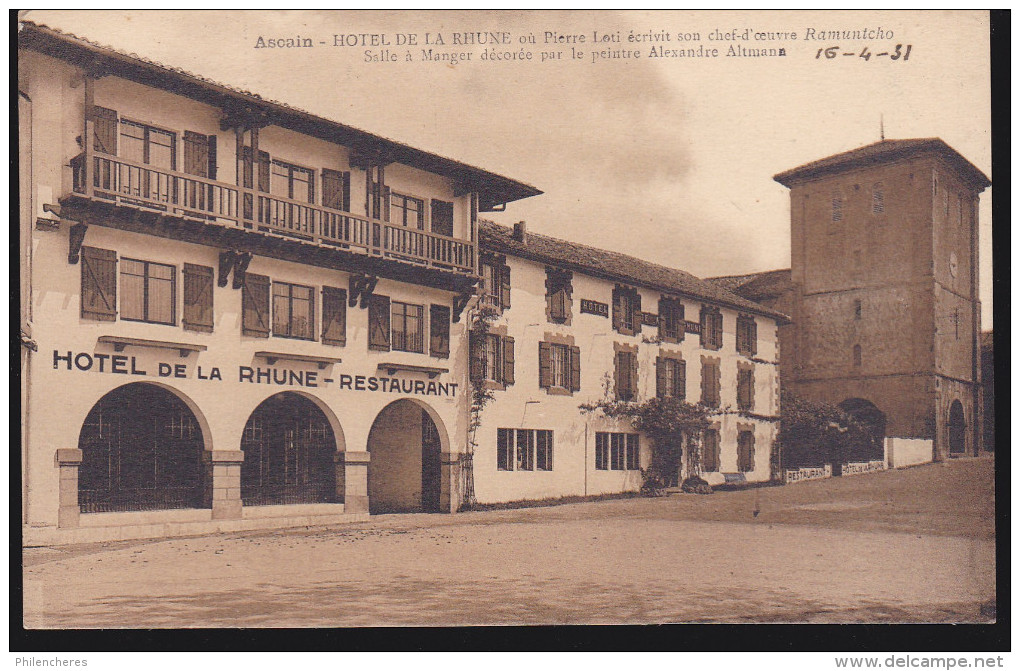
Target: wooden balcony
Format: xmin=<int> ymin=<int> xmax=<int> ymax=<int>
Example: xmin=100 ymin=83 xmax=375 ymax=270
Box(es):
xmin=70 ymin=149 xmax=477 ymax=275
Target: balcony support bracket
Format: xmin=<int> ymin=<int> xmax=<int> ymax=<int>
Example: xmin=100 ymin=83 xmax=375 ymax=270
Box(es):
xmin=68 ymin=223 xmax=88 ymax=265
xmin=349 ymin=274 xmax=379 ymax=309
xmin=452 ymin=291 xmax=473 ymax=323
xmin=218 ymin=250 xmax=253 ymax=288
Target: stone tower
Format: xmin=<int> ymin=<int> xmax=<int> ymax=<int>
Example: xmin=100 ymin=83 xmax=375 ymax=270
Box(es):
xmin=773 ymin=139 xmax=990 ymax=461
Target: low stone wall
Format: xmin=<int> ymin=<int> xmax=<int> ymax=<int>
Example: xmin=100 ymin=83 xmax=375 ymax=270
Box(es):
xmin=783 ymin=464 xmax=832 ymax=484
xmin=886 ymin=437 xmax=934 ymax=469
xmin=841 ymin=460 xmax=887 ymax=477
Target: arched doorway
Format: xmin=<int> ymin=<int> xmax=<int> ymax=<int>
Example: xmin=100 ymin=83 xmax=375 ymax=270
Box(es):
xmin=77 ymin=383 xmax=206 ymax=513
xmin=367 ymin=399 xmax=446 ymax=513
xmin=838 ymin=398 xmax=887 ymax=463
xmin=948 ymin=400 xmax=967 ymax=454
xmin=241 ymin=392 xmax=338 ymax=506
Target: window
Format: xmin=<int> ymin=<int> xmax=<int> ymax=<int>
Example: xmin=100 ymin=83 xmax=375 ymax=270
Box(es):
xmin=429 ymin=304 xmax=451 ymax=358
xmin=872 ymin=182 xmax=884 ymax=214
xmin=480 ymin=258 xmax=511 ymax=311
xmin=701 ymin=359 xmax=721 ymax=408
xmin=431 ymin=199 xmax=454 ymax=237
xmin=702 ymin=429 xmax=721 ymax=472
xmin=391 ymin=192 xmax=425 ymax=228
xmin=737 ymin=366 xmax=755 ymax=412
xmin=656 ymin=356 xmax=686 ymax=399
xmin=659 ymin=297 xmax=684 ymax=343
xmin=391 ymin=301 xmax=424 ymax=353
xmin=484 ymin=334 xmax=502 ymax=382
xmin=615 ymin=349 xmax=638 ymax=401
xmin=612 ymin=285 xmax=641 ymax=335
xmin=596 ymin=432 xmax=640 ymax=471
xmin=831 ymin=195 xmax=843 ymax=222
xmin=539 ymin=341 xmax=580 ymax=393
xmin=546 ymin=268 xmax=573 ymax=323
xmin=272 ymin=281 xmax=314 ymax=339
xmin=270 ymin=160 xmax=315 ymax=203
xmin=550 ymin=344 xmax=570 ymax=388
xmin=738 ymin=431 xmax=755 ymax=473
xmin=854 ymin=299 xmax=862 ymax=320
xmin=853 ymin=344 xmax=862 ymax=368
xmin=735 ymin=314 xmax=757 ymax=356
xmin=91 ymin=106 xmax=118 ymax=155
xmin=700 ymin=306 xmax=723 ymax=350
xmin=120 ymin=119 xmax=175 ymax=170
xmin=536 ymin=430 xmax=554 ymax=471
xmin=80 ymin=246 xmax=117 ymax=322
xmin=471 ymin=333 xmax=515 ymax=387
xmin=321 ymin=286 xmax=347 ymax=346
xmin=498 ymin=429 xmax=553 ymax=472
xmin=182 ymin=263 xmax=214 ymax=333
xmin=516 ymin=429 xmax=534 ymax=471
xmin=121 ymin=258 xmax=176 ymax=325
xmin=497 ymin=428 xmax=513 ymax=471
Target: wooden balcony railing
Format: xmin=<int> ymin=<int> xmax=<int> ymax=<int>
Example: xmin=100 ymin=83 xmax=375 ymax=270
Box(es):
xmin=71 ymin=149 xmax=476 ymax=274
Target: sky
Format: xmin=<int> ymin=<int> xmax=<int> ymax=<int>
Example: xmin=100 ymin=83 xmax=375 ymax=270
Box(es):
xmin=21 ymin=10 xmax=994 ymax=326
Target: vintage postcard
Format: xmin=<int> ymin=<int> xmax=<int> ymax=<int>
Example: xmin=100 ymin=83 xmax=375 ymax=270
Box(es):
xmin=17 ymin=9 xmax=998 ymax=648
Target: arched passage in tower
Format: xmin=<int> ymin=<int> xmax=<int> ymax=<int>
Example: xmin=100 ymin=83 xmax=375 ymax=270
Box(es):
xmin=948 ymin=399 xmax=967 ymax=455
xmin=838 ymin=397 xmax=887 ymax=463
xmin=367 ymin=399 xmax=451 ymax=514
xmin=77 ymin=382 xmax=208 ymax=513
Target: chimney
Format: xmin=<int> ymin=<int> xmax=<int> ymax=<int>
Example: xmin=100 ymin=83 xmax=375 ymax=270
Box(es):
xmin=512 ymin=221 xmax=527 ymax=243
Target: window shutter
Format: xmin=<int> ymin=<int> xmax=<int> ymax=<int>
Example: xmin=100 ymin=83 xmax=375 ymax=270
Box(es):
xmin=80 ymin=246 xmax=117 ymax=321
xmin=655 ymin=356 xmax=666 ymax=398
xmin=183 ymin=263 xmax=214 ymax=332
xmin=715 ymin=312 xmax=724 ymax=349
xmin=322 ymin=169 xmax=342 ymax=210
xmin=538 ymin=341 xmax=552 ymax=389
xmin=183 ymin=131 xmax=210 ymax=178
xmin=429 ymin=304 xmax=451 ymax=358
xmin=748 ymin=369 xmax=755 ymax=411
xmin=341 ymin=172 xmax=351 ymax=212
xmin=241 ymin=273 xmax=270 ymax=337
xmin=569 ymin=345 xmax=581 ymax=392
xmin=368 ymin=294 xmax=391 ymax=351
xmin=257 ymin=151 xmax=270 ymax=192
xmin=503 ymin=336 xmax=516 ymax=386
xmin=615 ymin=352 xmax=624 ymax=399
xmin=750 ymin=320 xmax=758 ymax=356
xmin=321 ymin=286 xmax=347 ymax=346
xmin=431 ymin=199 xmax=454 ymax=237
xmin=713 ymin=364 xmax=721 ymax=406
xmin=678 ymin=360 xmax=687 ymax=399
xmin=382 ymin=186 xmax=391 ymax=222
xmin=629 ymin=352 xmax=639 ymax=399
xmin=207 ymin=135 xmax=217 ymax=180
xmin=500 ymin=263 xmax=511 ymax=310
xmin=612 ymin=287 xmax=622 ymax=332
xmin=700 ymin=363 xmax=708 ymax=405
xmin=469 ymin=332 xmax=485 ymax=383
xmin=678 ymin=303 xmax=686 ymax=341
xmin=633 ymin=291 xmax=642 ymax=334
xmin=91 ymin=106 xmax=118 ymax=155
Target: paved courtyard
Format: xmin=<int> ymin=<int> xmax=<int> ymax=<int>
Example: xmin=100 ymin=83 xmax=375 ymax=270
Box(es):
xmin=23 ymin=457 xmax=996 ymax=627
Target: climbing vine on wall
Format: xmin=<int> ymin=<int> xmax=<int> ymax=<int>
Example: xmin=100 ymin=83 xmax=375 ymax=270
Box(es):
xmin=459 ymin=303 xmax=500 ymax=510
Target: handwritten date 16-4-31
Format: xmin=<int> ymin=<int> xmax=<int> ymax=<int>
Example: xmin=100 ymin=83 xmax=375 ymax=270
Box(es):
xmin=816 ymin=44 xmax=912 ymax=61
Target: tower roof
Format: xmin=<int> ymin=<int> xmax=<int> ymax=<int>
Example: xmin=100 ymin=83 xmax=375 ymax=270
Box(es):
xmin=773 ymin=138 xmax=991 ymax=192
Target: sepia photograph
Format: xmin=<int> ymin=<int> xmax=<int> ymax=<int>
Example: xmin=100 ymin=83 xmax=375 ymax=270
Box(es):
xmin=15 ymin=8 xmax=1003 ymax=654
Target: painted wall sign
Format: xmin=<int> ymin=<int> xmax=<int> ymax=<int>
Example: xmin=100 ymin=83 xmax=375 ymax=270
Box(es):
xmin=641 ymin=312 xmax=659 ymax=327
xmin=51 ymin=350 xmax=458 ymax=396
xmin=684 ymin=320 xmax=702 ymax=334
xmin=580 ymin=299 xmax=609 ymax=317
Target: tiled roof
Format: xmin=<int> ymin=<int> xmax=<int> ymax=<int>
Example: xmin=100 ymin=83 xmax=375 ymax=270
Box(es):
xmin=479 ymin=221 xmax=790 ymax=322
xmin=17 ymin=20 xmax=542 ymax=207
xmin=707 ymin=269 xmax=793 ymax=301
xmin=773 ymin=138 xmax=991 ymax=190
